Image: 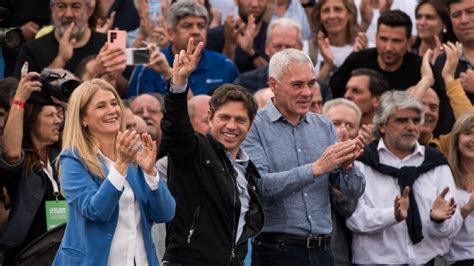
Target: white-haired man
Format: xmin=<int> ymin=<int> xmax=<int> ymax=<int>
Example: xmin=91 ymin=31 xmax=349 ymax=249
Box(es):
xmin=243 ymin=49 xmax=365 ymax=265
xmin=347 ymin=90 xmax=462 ymax=264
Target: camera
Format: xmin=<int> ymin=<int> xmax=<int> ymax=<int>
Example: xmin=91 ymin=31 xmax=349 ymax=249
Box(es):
xmin=0 ymin=7 xmax=24 ymax=50
xmin=0 ymin=28 xmax=23 ymax=49
xmin=28 ymin=69 xmax=80 ymax=105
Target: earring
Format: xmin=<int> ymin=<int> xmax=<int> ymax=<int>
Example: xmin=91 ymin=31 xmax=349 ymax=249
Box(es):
xmin=82 ymin=122 xmax=87 ymax=128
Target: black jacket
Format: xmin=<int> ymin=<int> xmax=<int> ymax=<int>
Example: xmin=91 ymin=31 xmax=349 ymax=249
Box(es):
xmin=161 ymin=87 xmax=264 ymax=266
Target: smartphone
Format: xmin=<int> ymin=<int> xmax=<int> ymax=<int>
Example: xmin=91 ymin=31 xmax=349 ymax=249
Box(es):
xmin=125 ymin=48 xmax=150 ymax=65
xmin=107 ymin=30 xmax=127 ymax=50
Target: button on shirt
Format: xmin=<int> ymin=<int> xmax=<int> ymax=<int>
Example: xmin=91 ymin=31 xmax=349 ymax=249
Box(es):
xmin=226 ymin=150 xmax=250 ymax=244
xmin=100 ymin=153 xmax=160 ymax=266
xmin=242 ymin=100 xmax=365 ymax=236
xmin=347 ymin=140 xmax=463 ymax=264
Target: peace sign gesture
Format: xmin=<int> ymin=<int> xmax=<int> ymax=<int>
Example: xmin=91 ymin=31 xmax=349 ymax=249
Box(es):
xmin=172 ymin=38 xmax=205 ymax=86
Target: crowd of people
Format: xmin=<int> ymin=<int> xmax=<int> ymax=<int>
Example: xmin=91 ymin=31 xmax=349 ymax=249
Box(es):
xmin=0 ymin=0 xmax=473 ymax=265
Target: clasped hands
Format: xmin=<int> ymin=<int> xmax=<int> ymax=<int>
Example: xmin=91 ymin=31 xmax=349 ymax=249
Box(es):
xmin=115 ymin=130 xmax=157 ymax=176
xmin=311 ymin=135 xmax=365 ymax=176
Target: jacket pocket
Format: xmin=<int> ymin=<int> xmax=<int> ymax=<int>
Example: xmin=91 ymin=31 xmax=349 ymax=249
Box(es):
xmin=186 ymin=206 xmax=201 ymax=244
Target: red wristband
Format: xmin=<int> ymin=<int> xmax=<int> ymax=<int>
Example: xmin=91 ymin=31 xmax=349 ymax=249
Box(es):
xmin=11 ymin=99 xmax=26 ymax=110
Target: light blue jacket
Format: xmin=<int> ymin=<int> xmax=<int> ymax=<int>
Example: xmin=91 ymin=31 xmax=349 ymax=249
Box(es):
xmin=53 ymin=149 xmax=175 ymax=265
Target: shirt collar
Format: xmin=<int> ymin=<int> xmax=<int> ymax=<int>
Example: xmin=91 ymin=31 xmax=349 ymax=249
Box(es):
xmin=225 ymin=148 xmax=250 ymax=168
xmin=264 ymin=99 xmax=308 ymax=124
xmin=377 ymin=138 xmax=425 ymax=158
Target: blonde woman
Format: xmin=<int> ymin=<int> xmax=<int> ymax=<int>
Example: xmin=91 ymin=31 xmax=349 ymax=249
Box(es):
xmin=53 ymin=79 xmax=175 ymax=265
xmin=445 ymin=112 xmax=474 ymax=265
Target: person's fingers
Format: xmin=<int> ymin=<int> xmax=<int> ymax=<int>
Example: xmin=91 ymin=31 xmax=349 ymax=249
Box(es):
xmin=186 ymin=37 xmax=195 ymax=56
xmin=193 ymin=42 xmax=205 ymax=59
xmin=63 ymin=22 xmax=75 ymax=41
xmin=439 ymin=186 xmax=450 ymax=199
xmin=402 ymin=186 xmax=410 ymax=199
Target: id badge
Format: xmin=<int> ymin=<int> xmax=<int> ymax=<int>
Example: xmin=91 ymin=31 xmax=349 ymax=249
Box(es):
xmin=45 ymin=200 xmax=68 ymax=230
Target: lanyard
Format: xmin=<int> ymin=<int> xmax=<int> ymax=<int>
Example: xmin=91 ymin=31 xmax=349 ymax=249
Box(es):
xmin=42 ymin=160 xmax=60 ymax=201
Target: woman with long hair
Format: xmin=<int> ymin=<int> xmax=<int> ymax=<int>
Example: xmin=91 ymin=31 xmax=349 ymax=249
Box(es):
xmin=445 ymin=111 xmax=474 ymax=265
xmin=0 ymin=71 xmax=63 ymax=264
xmin=53 ymin=79 xmax=175 ymax=265
xmin=412 ymin=0 xmax=457 ymax=62
xmin=308 ymin=0 xmax=367 ymax=81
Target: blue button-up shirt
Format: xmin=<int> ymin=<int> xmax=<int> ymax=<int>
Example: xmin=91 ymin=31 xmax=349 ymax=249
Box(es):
xmin=242 ymin=100 xmax=365 ymax=236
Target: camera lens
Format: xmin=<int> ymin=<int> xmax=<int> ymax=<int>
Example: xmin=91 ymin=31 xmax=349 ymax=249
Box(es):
xmin=0 ymin=28 xmax=23 ymax=49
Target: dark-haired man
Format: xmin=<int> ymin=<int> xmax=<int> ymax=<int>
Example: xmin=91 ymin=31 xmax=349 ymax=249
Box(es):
xmin=161 ymin=38 xmax=263 ymax=265
xmin=127 ymin=0 xmax=239 ymax=97
xmin=432 ymin=0 xmax=474 ymax=136
xmin=344 ymin=68 xmax=389 ymax=126
xmin=330 ymin=10 xmax=422 ymax=98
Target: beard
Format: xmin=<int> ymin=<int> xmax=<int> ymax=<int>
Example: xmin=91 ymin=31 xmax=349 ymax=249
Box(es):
xmin=53 ymin=17 xmax=87 ymax=40
xmin=238 ymin=9 xmax=263 ymax=25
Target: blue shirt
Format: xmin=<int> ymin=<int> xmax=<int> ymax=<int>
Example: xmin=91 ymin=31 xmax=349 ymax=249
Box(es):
xmin=126 ymin=46 xmax=239 ymax=98
xmin=242 ymin=100 xmax=365 ymax=236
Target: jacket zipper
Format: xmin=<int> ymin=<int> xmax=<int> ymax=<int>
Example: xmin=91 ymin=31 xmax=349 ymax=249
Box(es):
xmin=228 ymin=171 xmax=237 ymax=264
xmin=187 ymin=206 xmax=201 ymax=244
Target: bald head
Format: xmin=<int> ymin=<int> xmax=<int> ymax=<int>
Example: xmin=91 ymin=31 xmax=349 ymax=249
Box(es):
xmin=188 ymin=95 xmax=211 ymax=134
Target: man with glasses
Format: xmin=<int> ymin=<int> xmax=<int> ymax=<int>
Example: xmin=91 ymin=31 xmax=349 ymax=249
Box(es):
xmin=13 ymin=0 xmax=106 ymax=77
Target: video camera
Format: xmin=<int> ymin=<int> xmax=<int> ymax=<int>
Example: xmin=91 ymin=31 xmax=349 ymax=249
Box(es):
xmin=28 ymin=69 xmax=80 ymax=105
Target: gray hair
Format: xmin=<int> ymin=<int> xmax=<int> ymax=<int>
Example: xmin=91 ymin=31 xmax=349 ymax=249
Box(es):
xmin=269 ymin=49 xmax=313 ymax=81
xmin=168 ymin=0 xmax=209 ymax=31
xmin=266 ymin=17 xmax=304 ymax=43
xmin=323 ymin=98 xmax=362 ymax=126
xmin=50 ymin=0 xmax=89 ymax=5
xmin=372 ymin=90 xmax=424 ymax=139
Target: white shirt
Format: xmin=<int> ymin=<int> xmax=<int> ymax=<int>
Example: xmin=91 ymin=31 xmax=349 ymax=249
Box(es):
xmin=226 ymin=149 xmax=250 ymax=244
xmin=101 ymin=153 xmax=160 ymax=266
xmin=313 ymin=44 xmax=354 ymax=77
xmin=444 ymin=188 xmax=474 ymax=263
xmin=346 ymin=140 xmax=463 ymax=264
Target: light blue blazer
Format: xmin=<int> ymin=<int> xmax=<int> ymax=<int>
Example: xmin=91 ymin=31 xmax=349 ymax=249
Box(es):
xmin=53 ymin=149 xmax=175 ymax=265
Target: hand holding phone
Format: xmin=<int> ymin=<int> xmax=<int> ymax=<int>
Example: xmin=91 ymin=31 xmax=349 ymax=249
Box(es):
xmin=107 ymin=30 xmax=127 ymax=50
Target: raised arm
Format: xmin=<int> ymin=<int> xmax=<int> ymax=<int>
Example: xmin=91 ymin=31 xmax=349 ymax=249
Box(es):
xmin=161 ymin=38 xmax=205 ymax=160
xmin=407 ymin=49 xmax=434 ymax=100
xmin=442 ymin=42 xmax=474 ymax=119
xmin=2 ymin=70 xmax=41 ymax=164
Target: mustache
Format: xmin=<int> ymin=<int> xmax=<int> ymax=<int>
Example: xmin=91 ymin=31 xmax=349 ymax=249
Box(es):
xmin=401 ymin=132 xmax=417 ymax=138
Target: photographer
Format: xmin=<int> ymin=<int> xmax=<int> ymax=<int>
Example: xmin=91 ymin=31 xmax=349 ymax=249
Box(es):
xmin=0 ymin=70 xmax=63 ymax=265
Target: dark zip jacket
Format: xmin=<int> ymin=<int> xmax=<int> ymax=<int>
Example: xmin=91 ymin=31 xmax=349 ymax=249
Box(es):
xmin=161 ymin=86 xmax=264 ymax=266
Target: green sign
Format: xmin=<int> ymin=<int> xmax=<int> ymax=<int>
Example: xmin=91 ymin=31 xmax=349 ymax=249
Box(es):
xmin=45 ymin=200 xmax=68 ymax=230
